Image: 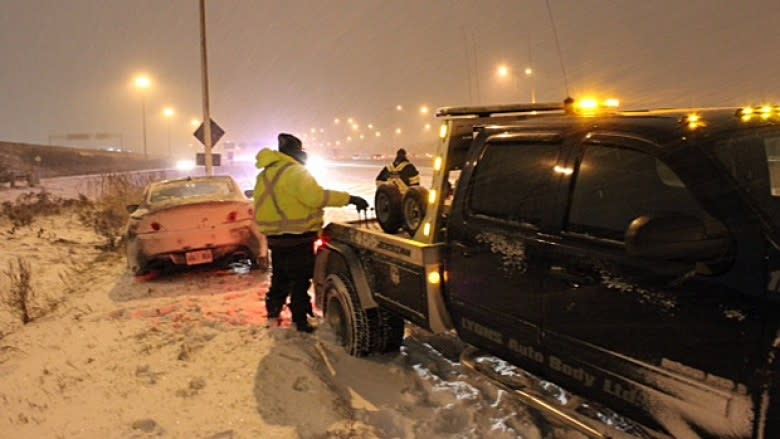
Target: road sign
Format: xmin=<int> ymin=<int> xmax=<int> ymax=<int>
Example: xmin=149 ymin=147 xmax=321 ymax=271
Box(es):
xmin=193 ymin=119 xmax=225 ymax=146
xmin=196 ymin=152 xmax=221 ymax=166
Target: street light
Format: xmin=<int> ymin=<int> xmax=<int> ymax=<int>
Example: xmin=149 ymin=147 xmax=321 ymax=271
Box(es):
xmin=524 ymin=67 xmax=535 ymax=103
xmin=497 ymin=64 xmax=536 ymax=103
xmin=134 ymin=74 xmax=151 ymax=158
xmin=496 ymin=64 xmax=520 ymax=100
xmin=162 ymin=106 xmax=175 ymax=156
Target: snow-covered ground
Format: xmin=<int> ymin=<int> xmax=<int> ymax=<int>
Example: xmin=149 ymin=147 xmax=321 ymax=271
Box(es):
xmin=0 ymin=170 xmax=593 ymax=439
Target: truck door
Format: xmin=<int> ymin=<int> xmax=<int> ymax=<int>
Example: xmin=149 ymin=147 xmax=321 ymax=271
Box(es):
xmin=447 ymin=131 xmax=563 ymax=375
xmin=540 ymin=136 xmax=764 ymax=434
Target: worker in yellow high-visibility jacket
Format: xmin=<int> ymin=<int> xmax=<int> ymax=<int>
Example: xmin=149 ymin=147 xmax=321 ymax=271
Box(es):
xmin=253 ymin=133 xmax=368 ymax=332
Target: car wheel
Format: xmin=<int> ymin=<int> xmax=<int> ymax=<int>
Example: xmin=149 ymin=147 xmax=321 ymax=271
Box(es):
xmin=375 ymin=183 xmax=403 ymax=233
xmin=324 ymin=274 xmax=371 ymax=356
xmin=402 ymin=186 xmax=428 ymax=236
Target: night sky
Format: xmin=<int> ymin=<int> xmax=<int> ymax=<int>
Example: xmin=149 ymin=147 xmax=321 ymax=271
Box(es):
xmin=1 ymin=0 xmax=778 ymax=155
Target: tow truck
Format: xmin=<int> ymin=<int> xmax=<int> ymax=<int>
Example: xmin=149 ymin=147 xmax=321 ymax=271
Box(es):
xmin=312 ymin=99 xmax=780 ymax=438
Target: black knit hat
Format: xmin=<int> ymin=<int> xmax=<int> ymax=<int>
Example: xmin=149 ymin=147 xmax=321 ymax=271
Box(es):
xmin=278 ymin=133 xmax=303 ymax=155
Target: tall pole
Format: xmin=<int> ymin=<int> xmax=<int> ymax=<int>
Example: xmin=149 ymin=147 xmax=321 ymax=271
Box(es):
xmin=199 ymin=0 xmax=213 ymax=176
xmin=167 ymin=121 xmax=171 ymax=156
xmin=141 ymin=94 xmax=148 ymax=159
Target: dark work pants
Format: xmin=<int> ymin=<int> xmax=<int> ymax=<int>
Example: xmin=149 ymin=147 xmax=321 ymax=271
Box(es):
xmin=266 ymin=234 xmax=316 ymax=325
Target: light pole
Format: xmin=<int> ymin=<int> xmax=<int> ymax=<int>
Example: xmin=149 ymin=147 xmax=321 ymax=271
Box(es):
xmin=162 ymin=106 xmax=175 ymax=156
xmin=497 ymin=64 xmax=536 ymax=103
xmin=524 ymin=67 xmax=536 ymax=104
xmin=496 ymin=64 xmax=521 ymax=100
xmin=134 ymin=75 xmax=151 ymax=158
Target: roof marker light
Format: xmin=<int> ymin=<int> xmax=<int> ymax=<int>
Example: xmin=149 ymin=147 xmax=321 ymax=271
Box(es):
xmin=439 ymin=123 xmax=448 ymax=139
xmin=577 ymin=98 xmax=599 ymax=111
xmin=761 ymin=105 xmax=773 ymax=120
xmin=684 ymin=113 xmax=705 ymax=130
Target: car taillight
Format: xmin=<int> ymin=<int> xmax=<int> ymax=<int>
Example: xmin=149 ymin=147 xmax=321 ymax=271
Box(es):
xmin=150 ymin=222 xmax=161 ymax=232
xmin=314 ymin=237 xmax=326 ymax=253
xmin=227 ymin=211 xmax=238 ymax=222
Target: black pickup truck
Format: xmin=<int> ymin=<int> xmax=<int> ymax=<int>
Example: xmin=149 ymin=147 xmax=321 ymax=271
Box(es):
xmin=312 ymin=100 xmax=780 ymax=438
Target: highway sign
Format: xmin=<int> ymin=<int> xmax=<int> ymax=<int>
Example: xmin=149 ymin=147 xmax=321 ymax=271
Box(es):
xmin=196 ymin=153 xmax=221 ymax=166
xmin=193 ymin=119 xmax=225 ymax=146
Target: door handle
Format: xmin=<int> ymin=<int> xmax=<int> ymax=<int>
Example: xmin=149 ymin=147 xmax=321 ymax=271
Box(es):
xmin=548 ymin=265 xmax=594 ymax=286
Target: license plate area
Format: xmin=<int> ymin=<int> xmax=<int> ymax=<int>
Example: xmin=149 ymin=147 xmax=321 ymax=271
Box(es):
xmin=185 ymin=249 xmax=213 ymax=265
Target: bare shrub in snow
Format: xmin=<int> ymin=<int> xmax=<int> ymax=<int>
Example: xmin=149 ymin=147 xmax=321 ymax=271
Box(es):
xmin=78 ymin=173 xmax=154 ymax=250
xmin=1 ymin=191 xmax=67 ymax=228
xmin=2 ymin=258 xmax=33 ymax=324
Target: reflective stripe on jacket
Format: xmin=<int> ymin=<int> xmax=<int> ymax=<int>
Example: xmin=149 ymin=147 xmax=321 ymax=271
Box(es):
xmin=253 ymin=148 xmax=350 ymax=235
xmin=375 ymin=159 xmax=420 ymax=188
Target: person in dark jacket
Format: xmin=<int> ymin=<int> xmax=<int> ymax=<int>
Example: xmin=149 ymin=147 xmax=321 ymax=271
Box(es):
xmin=253 ymin=133 xmax=368 ymax=332
xmin=375 ymin=148 xmax=420 ymax=189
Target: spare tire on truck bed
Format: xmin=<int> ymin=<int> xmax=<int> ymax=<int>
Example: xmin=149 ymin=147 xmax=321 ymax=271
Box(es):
xmin=374 ymin=183 xmax=403 ymax=233
xmin=402 ymin=186 xmax=428 ymax=236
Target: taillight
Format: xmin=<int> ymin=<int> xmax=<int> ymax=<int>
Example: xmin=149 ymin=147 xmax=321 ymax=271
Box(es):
xmin=227 ymin=211 xmax=238 ymax=222
xmin=150 ymin=222 xmax=161 ymax=232
xmin=314 ymin=237 xmax=326 ymax=253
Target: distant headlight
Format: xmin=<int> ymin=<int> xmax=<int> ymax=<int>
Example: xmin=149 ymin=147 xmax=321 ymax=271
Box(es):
xmin=176 ymin=159 xmax=196 ymax=171
xmin=306 ymin=154 xmax=329 ymax=180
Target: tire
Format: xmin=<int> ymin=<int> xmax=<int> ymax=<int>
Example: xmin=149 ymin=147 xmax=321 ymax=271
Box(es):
xmin=374 ymin=183 xmax=403 ymax=233
xmin=402 ymin=186 xmax=428 ymax=235
xmin=324 ymin=274 xmax=372 ymax=356
xmin=368 ymin=307 xmax=405 ymax=353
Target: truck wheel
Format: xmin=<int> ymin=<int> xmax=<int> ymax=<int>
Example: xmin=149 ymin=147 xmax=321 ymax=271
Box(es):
xmin=402 ymin=186 xmax=428 ymax=235
xmin=369 ymin=308 xmax=405 ymax=353
xmin=375 ymin=183 xmax=403 ymax=233
xmin=324 ymin=274 xmax=372 ymax=356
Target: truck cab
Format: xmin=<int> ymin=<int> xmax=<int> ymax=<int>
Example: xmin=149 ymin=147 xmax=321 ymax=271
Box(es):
xmin=314 ymin=100 xmax=780 ymax=438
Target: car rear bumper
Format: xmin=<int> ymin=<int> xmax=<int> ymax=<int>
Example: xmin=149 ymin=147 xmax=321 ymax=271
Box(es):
xmin=128 ymin=223 xmax=265 ymax=270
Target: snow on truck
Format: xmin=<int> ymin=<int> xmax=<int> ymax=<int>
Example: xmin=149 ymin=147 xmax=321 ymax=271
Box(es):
xmin=313 ymin=99 xmax=780 ymax=438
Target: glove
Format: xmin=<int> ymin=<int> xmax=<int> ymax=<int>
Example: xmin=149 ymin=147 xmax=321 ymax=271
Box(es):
xmin=348 ymin=195 xmax=369 ymax=211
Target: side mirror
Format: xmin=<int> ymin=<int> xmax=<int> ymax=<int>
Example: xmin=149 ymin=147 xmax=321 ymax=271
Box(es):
xmin=625 ymin=215 xmax=731 ymax=263
xmin=244 ymin=189 xmax=254 ymax=198
xmin=126 ymin=204 xmax=139 ymax=213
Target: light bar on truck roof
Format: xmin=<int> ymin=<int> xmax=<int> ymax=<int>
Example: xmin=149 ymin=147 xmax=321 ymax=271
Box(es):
xmin=435 ymin=101 xmax=567 ymax=118
xmin=571 ymin=97 xmax=621 ymax=116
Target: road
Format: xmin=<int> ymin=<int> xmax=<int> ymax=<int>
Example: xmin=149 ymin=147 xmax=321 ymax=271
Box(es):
xmin=0 ymin=159 xmax=432 ymax=225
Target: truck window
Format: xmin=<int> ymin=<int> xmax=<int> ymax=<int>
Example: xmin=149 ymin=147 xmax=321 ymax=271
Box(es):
xmin=567 ymin=145 xmax=706 ymax=241
xmin=467 ymin=142 xmax=559 ymax=227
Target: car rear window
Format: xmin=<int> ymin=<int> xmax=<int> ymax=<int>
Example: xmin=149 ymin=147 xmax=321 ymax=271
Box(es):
xmin=149 ymin=180 xmax=235 ymax=204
